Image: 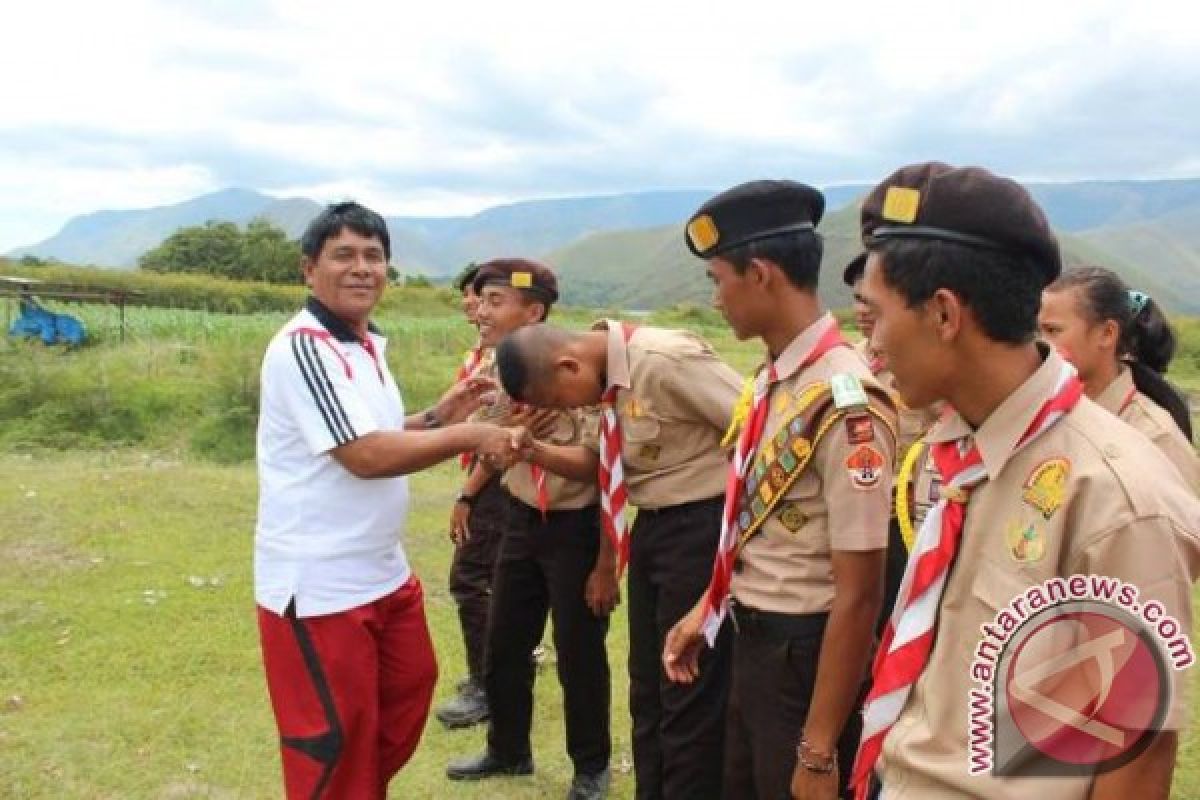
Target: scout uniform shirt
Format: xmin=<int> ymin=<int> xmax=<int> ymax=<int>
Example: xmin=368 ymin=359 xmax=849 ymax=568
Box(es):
xmin=732 ymin=313 xmax=898 ymax=615
xmin=588 ymin=320 xmax=743 ymax=509
xmin=879 ymin=350 xmax=1200 ymax=799
xmin=471 ymin=352 xmax=599 ymax=510
xmin=1094 ymin=366 xmax=1200 ymax=494
xmin=854 ymin=338 xmax=939 ymax=460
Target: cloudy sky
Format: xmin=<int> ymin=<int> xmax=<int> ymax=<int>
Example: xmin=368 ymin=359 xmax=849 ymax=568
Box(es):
xmin=1 ymin=0 xmax=1197 ymax=251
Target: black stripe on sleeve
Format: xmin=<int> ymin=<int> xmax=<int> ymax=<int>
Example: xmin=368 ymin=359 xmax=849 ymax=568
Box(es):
xmin=298 ymin=336 xmax=358 ymax=443
xmin=291 ymin=335 xmax=349 ymax=446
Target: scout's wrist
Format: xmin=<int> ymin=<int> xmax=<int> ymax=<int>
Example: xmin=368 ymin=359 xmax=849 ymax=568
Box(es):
xmin=796 ymin=735 xmax=837 ymax=775
xmin=456 ymin=492 xmax=476 ymax=508
xmin=422 ymin=407 xmax=442 ymax=429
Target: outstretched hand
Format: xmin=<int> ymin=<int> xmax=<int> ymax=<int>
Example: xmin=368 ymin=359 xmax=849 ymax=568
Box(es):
xmin=436 ymin=376 xmax=496 ymax=425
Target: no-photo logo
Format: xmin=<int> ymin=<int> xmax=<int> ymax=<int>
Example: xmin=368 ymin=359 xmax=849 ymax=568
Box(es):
xmin=968 ymin=576 xmax=1193 ymax=778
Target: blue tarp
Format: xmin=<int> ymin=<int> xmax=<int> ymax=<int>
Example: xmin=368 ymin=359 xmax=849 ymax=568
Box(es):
xmin=8 ymin=297 xmax=86 ymax=346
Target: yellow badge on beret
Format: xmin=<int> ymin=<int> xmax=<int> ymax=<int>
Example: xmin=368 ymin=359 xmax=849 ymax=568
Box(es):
xmin=511 ymin=271 xmax=533 ymax=288
xmin=1006 ymin=519 xmax=1045 ymax=564
xmin=687 ymin=214 xmax=720 ymax=253
xmin=882 ymin=187 xmax=921 ymax=224
xmin=1022 ymin=457 xmax=1070 ymax=519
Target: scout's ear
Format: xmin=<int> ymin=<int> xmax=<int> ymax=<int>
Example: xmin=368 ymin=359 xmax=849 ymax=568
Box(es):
xmin=927 ymin=288 xmax=965 ymax=342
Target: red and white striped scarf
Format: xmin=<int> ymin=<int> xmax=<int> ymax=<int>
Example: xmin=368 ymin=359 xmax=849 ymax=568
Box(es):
xmin=700 ymin=319 xmax=850 ymax=643
xmin=598 ymin=384 xmax=630 ymax=572
xmin=850 ymin=360 xmax=1082 ymax=798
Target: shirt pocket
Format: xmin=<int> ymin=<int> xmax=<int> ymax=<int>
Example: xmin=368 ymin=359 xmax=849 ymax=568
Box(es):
xmin=621 ymin=413 xmax=664 ymax=468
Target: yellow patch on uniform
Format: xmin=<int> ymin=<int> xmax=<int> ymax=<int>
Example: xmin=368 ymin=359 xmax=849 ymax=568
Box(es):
xmin=1021 ymin=457 xmax=1070 ymax=519
xmin=845 ymin=444 xmax=885 ymax=490
xmin=791 ymin=437 xmax=812 ymax=461
xmin=623 ymin=397 xmax=643 ymax=419
xmin=761 ymin=439 xmax=778 ymax=465
xmin=794 ymin=382 xmax=828 ymax=412
xmin=510 ymin=271 xmax=533 ymax=288
xmin=639 ymin=443 xmax=661 ymax=461
xmin=774 ymin=389 xmax=794 ymax=415
xmin=882 ymin=186 xmax=921 ymax=223
xmin=687 ymin=214 xmax=720 ymax=252
xmin=1006 ymin=519 xmax=1046 ymax=564
xmin=778 ymin=503 xmax=807 ymax=533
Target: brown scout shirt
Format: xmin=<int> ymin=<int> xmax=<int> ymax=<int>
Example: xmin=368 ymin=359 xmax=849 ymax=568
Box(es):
xmin=1094 ymin=366 xmax=1200 ymax=495
xmin=854 ymin=338 xmax=939 ymax=461
xmin=880 ymin=350 xmax=1200 ymax=799
xmin=731 ymin=313 xmax=898 ymax=615
xmin=470 ymin=351 xmax=598 ymax=510
xmin=585 ymin=320 xmax=743 ymax=510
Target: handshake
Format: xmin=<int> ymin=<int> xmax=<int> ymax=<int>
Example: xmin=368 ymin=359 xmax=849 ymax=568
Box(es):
xmin=476 ymin=424 xmax=535 ymax=470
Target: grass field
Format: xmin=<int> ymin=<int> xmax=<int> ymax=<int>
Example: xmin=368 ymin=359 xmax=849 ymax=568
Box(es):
xmin=4 ymin=285 xmax=1200 ymax=798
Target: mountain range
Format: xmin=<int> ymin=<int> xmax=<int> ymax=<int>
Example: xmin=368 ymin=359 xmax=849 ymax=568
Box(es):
xmin=10 ymin=179 xmax=1200 ymax=312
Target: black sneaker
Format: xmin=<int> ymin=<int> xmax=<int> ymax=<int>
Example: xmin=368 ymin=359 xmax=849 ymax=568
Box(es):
xmin=567 ymin=768 xmax=610 ymax=800
xmin=446 ymin=751 xmax=534 ymax=781
xmin=434 ymin=679 xmax=489 ymax=729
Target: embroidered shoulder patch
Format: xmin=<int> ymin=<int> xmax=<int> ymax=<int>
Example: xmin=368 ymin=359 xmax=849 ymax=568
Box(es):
xmin=845 ymin=413 xmax=875 ymax=445
xmin=845 ymin=444 xmax=885 ymax=490
xmin=831 ymin=373 xmax=869 ymax=409
xmin=1021 ymin=457 xmax=1070 ymax=519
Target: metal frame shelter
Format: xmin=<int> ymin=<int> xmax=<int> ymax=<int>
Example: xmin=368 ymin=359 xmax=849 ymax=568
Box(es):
xmin=1 ymin=276 xmax=144 ymax=342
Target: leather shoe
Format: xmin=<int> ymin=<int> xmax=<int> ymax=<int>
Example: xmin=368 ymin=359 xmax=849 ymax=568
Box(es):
xmin=567 ymin=768 xmax=610 ymax=799
xmin=446 ymin=751 xmax=534 ymax=781
xmin=434 ymin=679 xmax=489 ymax=729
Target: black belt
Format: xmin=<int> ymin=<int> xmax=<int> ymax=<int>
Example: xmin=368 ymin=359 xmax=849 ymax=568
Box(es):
xmin=635 ymin=493 xmax=724 ymax=516
xmin=730 ymin=602 xmax=828 ymax=639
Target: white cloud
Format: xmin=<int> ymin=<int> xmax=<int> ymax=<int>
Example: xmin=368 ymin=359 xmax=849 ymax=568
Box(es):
xmin=0 ymin=0 xmax=1198 ymax=250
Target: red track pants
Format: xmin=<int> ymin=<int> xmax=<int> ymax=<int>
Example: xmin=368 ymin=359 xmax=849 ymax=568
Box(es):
xmin=258 ymin=577 xmax=438 ymax=799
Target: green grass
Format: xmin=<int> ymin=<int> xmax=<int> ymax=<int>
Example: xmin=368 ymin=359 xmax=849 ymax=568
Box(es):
xmin=0 ymin=453 xmax=633 ymax=799
xmin=4 ymin=451 xmax=1200 ymax=798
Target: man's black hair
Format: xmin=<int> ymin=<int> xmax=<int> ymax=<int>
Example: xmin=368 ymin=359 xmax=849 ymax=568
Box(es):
xmin=301 ymin=201 xmax=391 ymax=261
xmin=454 ymin=263 xmax=481 ymax=293
xmin=719 ymin=231 xmax=823 ymax=290
xmin=870 ymin=238 xmax=1041 ymax=345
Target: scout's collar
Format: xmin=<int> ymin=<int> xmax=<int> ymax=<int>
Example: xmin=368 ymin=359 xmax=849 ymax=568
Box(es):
xmin=593 ymin=319 xmax=633 ymax=391
xmin=1094 ymin=365 xmax=1136 ymax=417
xmin=926 ymin=347 xmax=1075 ymax=480
xmin=766 ymin=311 xmax=841 ymax=387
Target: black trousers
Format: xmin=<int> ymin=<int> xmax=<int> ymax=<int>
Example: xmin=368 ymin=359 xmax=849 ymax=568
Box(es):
xmin=876 ymin=516 xmax=908 ymax=636
xmin=628 ymin=495 xmax=732 ymax=800
xmin=723 ymin=608 xmax=863 ymax=800
xmin=447 ymin=473 xmax=506 ymax=682
xmin=485 ymin=494 xmax=611 ymax=775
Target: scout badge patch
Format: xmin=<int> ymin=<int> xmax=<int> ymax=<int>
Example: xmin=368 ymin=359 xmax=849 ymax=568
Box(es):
xmin=1021 ymin=457 xmax=1070 ymax=519
xmin=1006 ymin=519 xmax=1046 ymax=564
xmin=845 ymin=444 xmax=885 ymax=490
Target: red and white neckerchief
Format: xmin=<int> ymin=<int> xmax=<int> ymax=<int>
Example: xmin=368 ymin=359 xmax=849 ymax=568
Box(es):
xmin=850 ymin=361 xmax=1083 ymax=799
xmin=700 ymin=319 xmax=850 ymax=644
xmin=597 ymin=323 xmax=638 ymax=574
xmin=869 ymin=352 xmax=886 ymax=375
xmin=456 ymin=342 xmax=485 ymax=470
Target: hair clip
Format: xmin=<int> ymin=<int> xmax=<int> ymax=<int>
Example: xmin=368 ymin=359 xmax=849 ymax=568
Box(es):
xmin=1127 ymin=290 xmax=1150 ymax=315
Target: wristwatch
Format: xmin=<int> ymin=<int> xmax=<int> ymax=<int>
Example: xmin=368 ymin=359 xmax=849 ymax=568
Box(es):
xmin=456 ymin=492 xmax=476 ymax=507
xmin=423 ymin=408 xmax=441 ymax=429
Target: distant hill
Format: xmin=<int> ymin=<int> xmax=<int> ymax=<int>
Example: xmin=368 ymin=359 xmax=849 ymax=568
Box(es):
xmin=8 ymin=186 xmax=868 ymax=273
xmin=10 ymin=179 xmax=1200 ymax=313
xmin=9 ymin=189 xmax=324 ymax=269
xmin=547 ymin=204 xmax=1200 ymax=313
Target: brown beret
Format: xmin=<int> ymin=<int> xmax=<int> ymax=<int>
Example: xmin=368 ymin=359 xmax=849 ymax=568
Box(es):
xmin=473 ymin=258 xmax=559 ymax=304
xmin=685 ymin=180 xmax=824 ymax=259
xmin=860 ymin=162 xmax=1061 ymax=285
